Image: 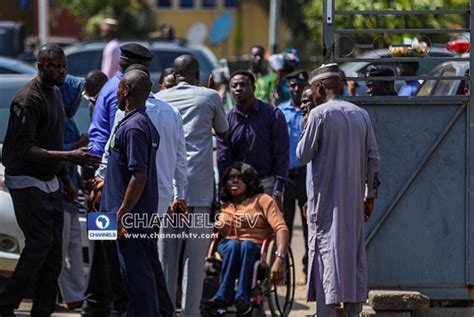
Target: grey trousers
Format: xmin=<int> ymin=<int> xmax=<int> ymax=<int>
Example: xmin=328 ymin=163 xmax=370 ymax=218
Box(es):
xmin=259 ymin=176 xmax=275 ymax=195
xmin=158 ymin=207 xmax=213 ymax=317
xmin=58 ymin=211 xmax=86 ymax=304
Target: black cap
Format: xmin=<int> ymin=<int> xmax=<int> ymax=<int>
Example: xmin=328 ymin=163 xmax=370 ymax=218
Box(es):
xmin=120 ymin=43 xmax=154 ymax=61
xmin=309 ymin=63 xmax=341 ymax=84
xmin=287 ymin=70 xmax=309 ymax=83
xmin=365 ymin=65 xmax=394 ymax=77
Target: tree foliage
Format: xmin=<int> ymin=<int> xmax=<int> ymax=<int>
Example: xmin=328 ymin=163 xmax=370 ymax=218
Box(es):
xmin=56 ymin=0 xmax=155 ymax=39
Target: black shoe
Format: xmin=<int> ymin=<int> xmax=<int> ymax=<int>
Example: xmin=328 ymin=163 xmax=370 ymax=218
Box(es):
xmin=81 ymin=310 xmax=110 ymax=317
xmin=234 ymin=300 xmax=252 ymax=315
xmin=0 ymin=311 xmax=15 ymax=317
xmin=201 ymin=298 xmax=229 ymax=311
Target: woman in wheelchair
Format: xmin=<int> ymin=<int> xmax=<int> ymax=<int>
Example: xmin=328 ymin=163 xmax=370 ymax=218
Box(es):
xmin=203 ymin=162 xmax=289 ymax=315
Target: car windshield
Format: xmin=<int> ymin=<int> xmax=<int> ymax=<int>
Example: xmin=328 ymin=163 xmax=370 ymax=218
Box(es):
xmin=0 ymin=78 xmax=34 ymax=143
xmin=417 ymin=63 xmax=467 ymax=96
xmin=150 ymin=49 xmax=213 ymax=72
xmin=0 ymin=59 xmax=36 ymax=75
xmin=67 ymin=50 xmax=103 ymax=76
xmin=0 ymin=89 xmax=91 ymax=144
xmin=66 ymin=46 xmax=214 ymax=85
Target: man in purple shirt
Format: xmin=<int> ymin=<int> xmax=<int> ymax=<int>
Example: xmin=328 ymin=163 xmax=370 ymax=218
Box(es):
xmin=216 ymin=70 xmax=289 ymax=203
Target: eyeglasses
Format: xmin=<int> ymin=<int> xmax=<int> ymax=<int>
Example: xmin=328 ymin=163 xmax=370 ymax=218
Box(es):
xmin=227 ymin=174 xmax=243 ymax=181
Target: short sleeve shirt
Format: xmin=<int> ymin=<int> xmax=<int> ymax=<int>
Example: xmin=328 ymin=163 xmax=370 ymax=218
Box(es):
xmin=100 ymin=108 xmax=160 ymax=230
xmin=278 ymin=100 xmax=304 ymax=169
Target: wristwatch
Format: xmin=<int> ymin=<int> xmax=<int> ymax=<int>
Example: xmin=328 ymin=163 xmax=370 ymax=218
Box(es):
xmin=274 ymin=251 xmax=287 ymax=260
xmin=272 ymin=190 xmax=282 ymax=197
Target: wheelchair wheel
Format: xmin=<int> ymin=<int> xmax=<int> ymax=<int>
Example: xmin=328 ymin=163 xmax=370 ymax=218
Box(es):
xmin=265 ymin=240 xmax=295 ymax=316
xmin=250 ymin=304 xmax=266 ymax=317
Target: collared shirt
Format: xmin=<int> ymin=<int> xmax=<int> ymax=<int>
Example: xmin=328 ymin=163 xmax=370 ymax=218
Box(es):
xmin=60 ymin=75 xmax=84 ymax=151
xmin=100 ymin=108 xmax=159 ymax=230
xmin=96 ymin=95 xmax=187 ymax=216
xmin=278 ymin=100 xmax=304 ymax=169
xmin=88 ymin=72 xmax=122 ymax=157
xmin=101 ymin=39 xmax=121 ymax=79
xmin=145 ymin=96 xmax=187 ymax=215
xmin=155 ymin=82 xmax=228 ymax=207
xmin=398 ymin=80 xmax=421 ymax=96
xmin=216 ymin=99 xmax=289 ymax=193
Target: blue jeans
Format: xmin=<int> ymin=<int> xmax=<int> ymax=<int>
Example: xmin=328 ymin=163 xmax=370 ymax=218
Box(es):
xmin=213 ymin=239 xmax=261 ymax=305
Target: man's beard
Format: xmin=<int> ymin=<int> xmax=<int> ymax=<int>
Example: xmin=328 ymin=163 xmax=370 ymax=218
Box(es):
xmin=118 ymin=99 xmax=126 ymax=111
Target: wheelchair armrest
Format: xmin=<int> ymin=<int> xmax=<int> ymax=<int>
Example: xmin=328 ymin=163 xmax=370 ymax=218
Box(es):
xmin=260 ymin=234 xmax=275 ymax=263
xmin=206 ymin=234 xmax=223 ymax=258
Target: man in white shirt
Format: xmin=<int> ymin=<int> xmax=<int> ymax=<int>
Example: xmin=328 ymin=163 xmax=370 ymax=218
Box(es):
xmin=155 ymin=55 xmax=229 ymax=317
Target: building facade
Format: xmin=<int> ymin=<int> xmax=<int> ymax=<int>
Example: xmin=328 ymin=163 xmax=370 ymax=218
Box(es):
xmin=152 ymin=0 xmax=288 ymax=58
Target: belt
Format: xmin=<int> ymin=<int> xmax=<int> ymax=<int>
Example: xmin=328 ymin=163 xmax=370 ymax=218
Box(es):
xmin=288 ymin=166 xmax=306 ymax=177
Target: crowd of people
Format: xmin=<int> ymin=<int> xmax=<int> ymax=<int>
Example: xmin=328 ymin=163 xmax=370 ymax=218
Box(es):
xmin=0 ymin=36 xmax=382 ymax=317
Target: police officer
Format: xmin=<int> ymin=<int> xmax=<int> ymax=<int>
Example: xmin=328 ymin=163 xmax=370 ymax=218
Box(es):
xmin=83 ymin=43 xmax=154 ymax=317
xmin=100 ymin=68 xmax=163 ymax=317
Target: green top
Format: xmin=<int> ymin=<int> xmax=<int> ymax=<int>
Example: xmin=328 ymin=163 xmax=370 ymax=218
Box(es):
xmin=254 ymin=71 xmax=277 ymax=104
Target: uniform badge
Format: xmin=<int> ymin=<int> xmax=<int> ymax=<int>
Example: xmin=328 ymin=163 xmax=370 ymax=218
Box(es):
xmin=111 ymin=133 xmax=116 ymax=149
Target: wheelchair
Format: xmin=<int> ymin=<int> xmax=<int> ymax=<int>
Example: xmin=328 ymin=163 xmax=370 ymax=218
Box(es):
xmin=201 ymin=235 xmax=295 ymax=316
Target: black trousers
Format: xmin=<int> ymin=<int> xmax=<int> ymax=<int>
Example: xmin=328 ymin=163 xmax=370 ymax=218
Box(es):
xmin=283 ymin=168 xmax=309 ymax=273
xmin=0 ymin=187 xmax=63 ymax=317
xmin=117 ymin=236 xmax=174 ymax=317
xmin=82 ymin=231 xmax=128 ymax=316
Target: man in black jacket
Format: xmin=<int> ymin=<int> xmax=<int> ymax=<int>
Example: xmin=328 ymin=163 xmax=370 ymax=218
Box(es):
xmin=0 ymin=43 xmax=100 ymax=317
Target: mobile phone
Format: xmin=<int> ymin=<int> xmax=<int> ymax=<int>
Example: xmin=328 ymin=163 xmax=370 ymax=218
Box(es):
xmin=176 ymin=205 xmax=186 ymax=215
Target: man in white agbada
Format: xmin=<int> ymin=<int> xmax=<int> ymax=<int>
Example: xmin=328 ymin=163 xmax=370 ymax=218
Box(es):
xmin=297 ymin=63 xmax=380 ymax=317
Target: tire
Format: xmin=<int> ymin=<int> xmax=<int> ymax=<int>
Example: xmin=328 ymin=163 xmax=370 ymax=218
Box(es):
xmin=265 ymin=240 xmax=295 ymax=317
xmin=250 ymin=305 xmax=266 ymax=317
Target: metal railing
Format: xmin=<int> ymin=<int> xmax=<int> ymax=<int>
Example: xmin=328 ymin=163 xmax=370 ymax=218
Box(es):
xmin=322 ymin=0 xmax=474 ymax=101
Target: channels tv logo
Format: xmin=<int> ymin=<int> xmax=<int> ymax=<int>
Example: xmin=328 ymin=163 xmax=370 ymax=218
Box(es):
xmin=88 ymin=212 xmax=117 ymax=240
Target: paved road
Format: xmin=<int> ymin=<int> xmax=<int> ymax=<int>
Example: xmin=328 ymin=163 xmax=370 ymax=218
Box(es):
xmin=15 ymin=210 xmax=315 ymax=316
xmin=288 ymin=213 xmax=316 ymax=317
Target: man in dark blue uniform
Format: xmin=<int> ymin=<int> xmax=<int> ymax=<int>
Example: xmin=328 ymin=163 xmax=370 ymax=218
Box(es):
xmin=83 ymin=43 xmax=154 ymax=317
xmin=100 ymin=69 xmax=165 ymax=317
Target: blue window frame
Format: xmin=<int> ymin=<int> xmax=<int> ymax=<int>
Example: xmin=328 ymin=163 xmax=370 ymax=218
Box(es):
xmin=180 ymin=0 xmax=194 ymax=8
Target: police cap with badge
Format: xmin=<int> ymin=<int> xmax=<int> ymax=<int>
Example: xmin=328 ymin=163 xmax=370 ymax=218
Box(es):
xmin=120 ymin=43 xmax=154 ymax=62
xmin=286 ymin=70 xmax=309 ymax=84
